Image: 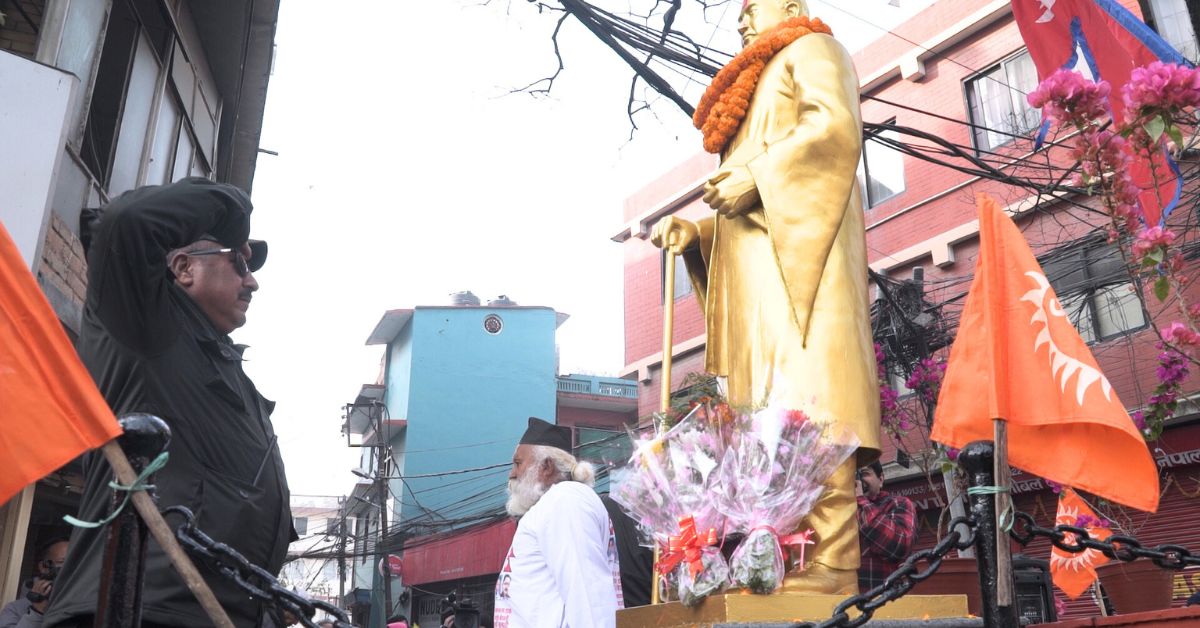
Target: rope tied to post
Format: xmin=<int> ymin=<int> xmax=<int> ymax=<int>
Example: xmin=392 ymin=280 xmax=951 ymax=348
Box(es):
xmin=64 ymin=451 xmax=169 ymax=529
xmin=967 ymin=484 xmax=1014 ymax=532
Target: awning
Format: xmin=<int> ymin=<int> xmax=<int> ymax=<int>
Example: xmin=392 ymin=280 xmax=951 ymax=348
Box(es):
xmin=344 ymin=587 xmax=371 ymax=607
xmin=403 ymin=519 xmax=516 ymax=585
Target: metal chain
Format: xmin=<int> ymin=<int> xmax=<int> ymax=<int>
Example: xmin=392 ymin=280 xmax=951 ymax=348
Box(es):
xmin=785 ymin=516 xmax=979 ymax=628
xmin=1010 ymin=511 xmax=1200 ymax=569
xmin=162 ymin=506 xmax=356 ymax=628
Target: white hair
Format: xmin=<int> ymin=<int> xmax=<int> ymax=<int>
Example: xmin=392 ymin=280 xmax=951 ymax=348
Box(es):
xmin=534 ymin=445 xmax=596 ymax=486
xmin=505 ymin=446 xmax=596 ymax=517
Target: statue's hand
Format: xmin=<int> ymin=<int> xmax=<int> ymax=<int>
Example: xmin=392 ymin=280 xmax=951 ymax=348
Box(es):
xmin=703 ymin=166 xmax=760 ymax=217
xmin=649 ymin=216 xmax=699 ymax=255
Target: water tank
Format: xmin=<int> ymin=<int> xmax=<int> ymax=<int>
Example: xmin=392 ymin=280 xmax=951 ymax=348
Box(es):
xmin=450 ymin=291 xmax=480 ymax=306
xmin=488 ymin=295 xmax=517 ymax=306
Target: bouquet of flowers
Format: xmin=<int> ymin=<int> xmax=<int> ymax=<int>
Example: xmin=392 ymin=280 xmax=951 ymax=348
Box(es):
xmin=716 ymin=405 xmax=859 ymax=594
xmin=613 ymin=406 xmax=730 ymax=606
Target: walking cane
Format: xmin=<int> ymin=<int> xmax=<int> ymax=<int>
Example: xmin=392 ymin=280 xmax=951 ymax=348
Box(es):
xmin=651 ymin=231 xmax=681 ymax=605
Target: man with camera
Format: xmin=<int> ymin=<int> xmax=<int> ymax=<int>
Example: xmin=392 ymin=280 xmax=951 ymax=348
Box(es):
xmin=0 ymin=539 xmax=68 ymax=628
xmin=855 ymin=461 xmax=917 ymax=592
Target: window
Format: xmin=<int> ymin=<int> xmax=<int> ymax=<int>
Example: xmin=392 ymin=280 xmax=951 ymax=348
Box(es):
xmin=293 ymin=516 xmax=308 ymax=536
xmin=1042 ymin=240 xmax=1147 ymax=343
xmin=79 ymin=0 xmax=219 ymax=195
xmin=661 ymin=250 xmax=693 ymax=301
xmin=966 ymin=50 xmax=1041 ymax=152
xmin=861 ymin=121 xmax=906 ymax=207
xmin=1144 ymin=0 xmax=1199 ymax=61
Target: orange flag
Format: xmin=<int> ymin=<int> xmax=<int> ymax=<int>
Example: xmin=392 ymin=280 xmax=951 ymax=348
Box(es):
xmin=931 ymin=194 xmax=1158 ymax=512
xmin=1050 ymin=488 xmax=1112 ymax=599
xmin=0 ymin=222 xmax=122 ymax=504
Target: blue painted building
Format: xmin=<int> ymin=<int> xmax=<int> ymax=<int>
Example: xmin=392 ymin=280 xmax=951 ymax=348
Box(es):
xmin=364 ymin=303 xmax=565 ymax=526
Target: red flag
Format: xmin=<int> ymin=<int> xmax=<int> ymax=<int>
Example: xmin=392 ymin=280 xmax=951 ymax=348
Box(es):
xmin=1011 ymin=0 xmax=1187 ymax=225
xmin=0 ymin=222 xmax=122 ymax=504
xmin=931 ymin=194 xmax=1158 ymax=512
xmin=1050 ymin=488 xmax=1113 ymax=599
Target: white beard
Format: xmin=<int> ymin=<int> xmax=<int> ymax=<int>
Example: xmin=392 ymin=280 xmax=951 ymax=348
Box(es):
xmin=506 ymin=465 xmax=549 ymax=517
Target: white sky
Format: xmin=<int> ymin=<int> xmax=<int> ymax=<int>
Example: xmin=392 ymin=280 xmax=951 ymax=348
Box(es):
xmin=240 ymin=0 xmax=935 ymax=497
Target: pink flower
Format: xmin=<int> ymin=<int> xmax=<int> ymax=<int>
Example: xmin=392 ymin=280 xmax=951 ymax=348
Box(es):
xmin=1075 ymin=514 xmax=1112 ymax=530
xmin=1123 ymin=62 xmax=1200 ymax=114
xmin=1131 ymin=225 xmax=1177 ymax=258
xmin=905 ymin=358 xmax=947 ymax=403
xmin=1131 ymin=410 xmax=1147 ymax=431
xmin=785 ymin=409 xmax=810 ymax=427
xmin=1029 ymin=69 xmax=1112 ymax=127
xmin=1162 ymin=322 xmax=1200 ymax=347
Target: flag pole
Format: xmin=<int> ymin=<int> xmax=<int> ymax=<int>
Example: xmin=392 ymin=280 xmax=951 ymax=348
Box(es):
xmin=651 ymin=235 xmax=680 ymax=606
xmin=993 ymin=419 xmax=1014 ymax=608
xmin=100 ymin=441 xmax=234 ymax=628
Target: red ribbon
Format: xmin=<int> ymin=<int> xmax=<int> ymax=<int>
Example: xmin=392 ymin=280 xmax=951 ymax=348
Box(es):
xmin=777 ymin=528 xmax=817 ymax=571
xmin=658 ymin=515 xmax=718 ymax=576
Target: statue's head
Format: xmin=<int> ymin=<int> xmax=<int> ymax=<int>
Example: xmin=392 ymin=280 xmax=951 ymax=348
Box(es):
xmin=738 ymin=0 xmax=809 ymax=47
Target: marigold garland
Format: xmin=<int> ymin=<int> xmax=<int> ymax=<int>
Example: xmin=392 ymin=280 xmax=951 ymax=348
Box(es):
xmin=693 ymin=16 xmax=833 ymax=154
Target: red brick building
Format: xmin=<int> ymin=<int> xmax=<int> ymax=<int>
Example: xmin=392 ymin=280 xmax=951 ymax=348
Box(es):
xmin=614 ymin=0 xmax=1200 ymax=619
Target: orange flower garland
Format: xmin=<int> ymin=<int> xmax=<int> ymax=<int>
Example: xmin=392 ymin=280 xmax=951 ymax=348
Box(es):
xmin=693 ymin=16 xmax=833 ymax=154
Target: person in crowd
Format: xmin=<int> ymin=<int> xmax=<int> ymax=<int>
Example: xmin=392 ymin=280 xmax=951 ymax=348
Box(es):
xmin=599 ymin=494 xmax=653 ymax=607
xmin=856 ymin=461 xmax=917 ymax=591
xmin=493 ymin=418 xmax=619 ymax=627
xmin=385 ymin=614 xmax=408 ymax=628
xmin=44 ymin=178 xmax=294 ymax=628
xmin=0 ymin=539 xmax=68 ymax=628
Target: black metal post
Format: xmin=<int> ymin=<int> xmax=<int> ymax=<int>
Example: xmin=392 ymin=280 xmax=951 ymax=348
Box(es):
xmin=959 ymin=441 xmax=1020 ymax=628
xmin=95 ymin=413 xmax=171 ymax=628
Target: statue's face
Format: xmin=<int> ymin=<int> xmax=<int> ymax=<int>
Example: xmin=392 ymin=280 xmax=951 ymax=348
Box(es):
xmin=738 ymin=0 xmax=804 ymax=47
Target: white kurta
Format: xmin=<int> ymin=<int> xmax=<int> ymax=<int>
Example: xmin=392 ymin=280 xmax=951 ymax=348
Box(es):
xmin=494 ymin=482 xmax=621 ymax=628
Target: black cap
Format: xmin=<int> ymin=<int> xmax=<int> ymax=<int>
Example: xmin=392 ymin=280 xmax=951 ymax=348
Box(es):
xmin=81 ymin=178 xmax=265 ymax=270
xmin=519 ymin=417 xmax=572 ymax=453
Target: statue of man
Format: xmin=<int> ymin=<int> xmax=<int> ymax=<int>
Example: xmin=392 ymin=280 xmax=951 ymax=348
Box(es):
xmin=651 ymin=0 xmax=880 ymax=594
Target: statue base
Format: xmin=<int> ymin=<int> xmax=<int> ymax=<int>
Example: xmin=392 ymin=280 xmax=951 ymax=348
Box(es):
xmin=615 ymin=592 xmax=970 ymax=628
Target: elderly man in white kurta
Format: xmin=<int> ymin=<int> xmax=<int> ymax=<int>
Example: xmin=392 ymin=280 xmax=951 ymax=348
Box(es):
xmin=493 ymin=418 xmax=621 ymax=628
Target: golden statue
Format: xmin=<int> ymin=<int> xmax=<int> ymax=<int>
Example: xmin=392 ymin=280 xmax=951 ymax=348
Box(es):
xmin=651 ymin=0 xmax=880 ymax=594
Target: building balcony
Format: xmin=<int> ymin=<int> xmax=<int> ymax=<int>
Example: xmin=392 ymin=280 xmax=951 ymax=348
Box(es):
xmin=555 ymin=374 xmax=638 ymax=412
xmin=557 ymin=374 xmax=637 ymax=398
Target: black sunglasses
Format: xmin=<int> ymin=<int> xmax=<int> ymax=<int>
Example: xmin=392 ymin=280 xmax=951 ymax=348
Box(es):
xmin=186 ymin=248 xmax=250 ymax=277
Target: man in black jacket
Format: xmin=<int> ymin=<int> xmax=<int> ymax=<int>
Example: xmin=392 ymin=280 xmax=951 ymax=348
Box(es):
xmin=44 ymin=178 xmax=294 ymax=628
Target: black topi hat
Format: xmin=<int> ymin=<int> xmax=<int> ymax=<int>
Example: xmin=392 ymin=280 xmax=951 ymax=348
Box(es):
xmin=519 ymin=417 xmax=572 ymax=453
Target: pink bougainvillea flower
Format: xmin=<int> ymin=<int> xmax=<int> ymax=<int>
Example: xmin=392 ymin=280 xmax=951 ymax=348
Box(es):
xmin=1028 ymin=69 xmax=1112 ymax=127
xmin=1122 ymin=61 xmax=1200 ymax=114
xmin=1131 ymin=225 xmax=1177 ymax=258
xmin=1162 ymin=321 xmax=1200 ymax=347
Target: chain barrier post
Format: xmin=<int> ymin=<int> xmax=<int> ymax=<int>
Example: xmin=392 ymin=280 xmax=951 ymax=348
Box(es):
xmin=959 ymin=441 xmax=1020 ymax=628
xmin=95 ymin=413 xmax=171 ymax=628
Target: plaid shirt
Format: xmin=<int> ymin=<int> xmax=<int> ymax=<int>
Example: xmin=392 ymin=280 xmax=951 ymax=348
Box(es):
xmin=857 ymin=490 xmax=918 ymax=591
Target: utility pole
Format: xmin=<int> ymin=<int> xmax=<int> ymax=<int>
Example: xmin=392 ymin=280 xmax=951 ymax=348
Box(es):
xmin=374 ymin=402 xmax=393 ymax=626
xmin=337 ymin=497 xmax=346 ymax=610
